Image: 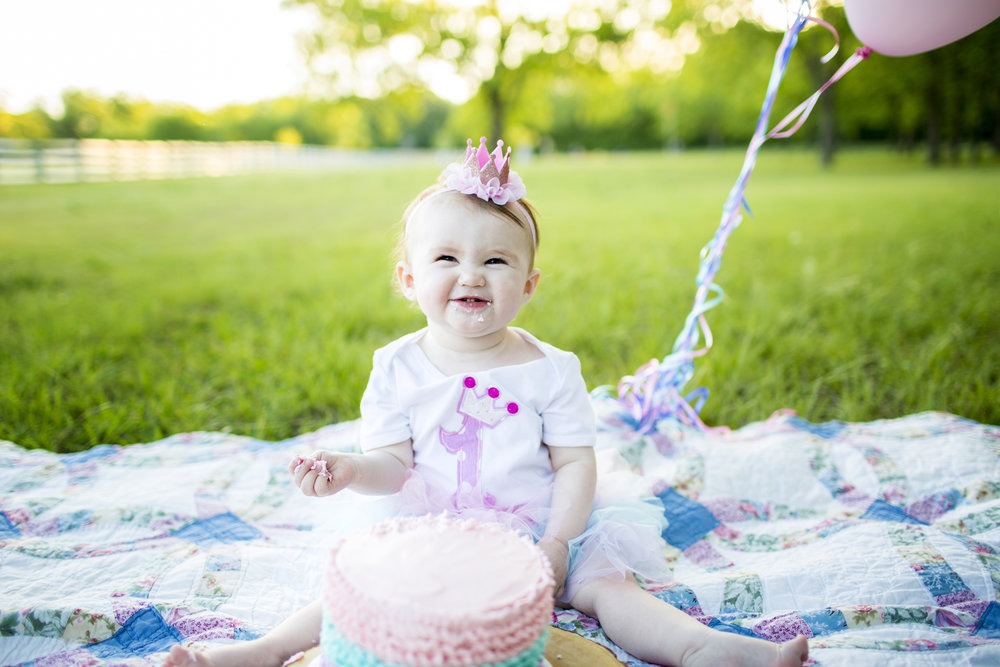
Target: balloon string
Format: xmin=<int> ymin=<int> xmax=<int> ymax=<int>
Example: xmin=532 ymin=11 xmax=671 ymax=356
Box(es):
xmin=612 ymin=1 xmax=869 ymax=434
xmin=768 ymin=45 xmax=873 ymax=139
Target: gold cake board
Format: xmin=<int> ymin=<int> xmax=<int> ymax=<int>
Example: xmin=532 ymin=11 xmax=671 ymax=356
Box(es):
xmin=288 ymin=627 xmax=624 ymax=666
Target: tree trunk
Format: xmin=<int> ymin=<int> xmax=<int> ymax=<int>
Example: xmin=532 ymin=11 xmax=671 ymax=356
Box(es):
xmin=945 ymin=49 xmax=964 ymax=164
xmin=803 ymin=41 xmax=837 ymax=167
xmin=993 ymin=111 xmax=1000 ymax=154
xmin=485 ymin=26 xmax=507 ymax=142
xmin=486 ymin=82 xmax=504 ymax=142
xmin=806 ymin=57 xmax=837 ymax=167
xmin=926 ymin=96 xmax=942 ymax=166
xmin=925 ymin=53 xmax=943 ymax=166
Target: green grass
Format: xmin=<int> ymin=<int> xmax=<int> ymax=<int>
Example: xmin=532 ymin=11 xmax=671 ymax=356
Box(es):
xmin=2 ymin=149 xmax=998 ymax=452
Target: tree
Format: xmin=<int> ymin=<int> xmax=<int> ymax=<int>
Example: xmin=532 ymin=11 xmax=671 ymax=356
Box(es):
xmin=828 ymin=10 xmax=1000 ymax=164
xmin=39 ymin=90 xmax=155 ymax=141
xmin=54 ymin=90 xmax=106 ymax=139
xmin=283 ymin=0 xmax=702 ymax=142
xmin=148 ymin=106 xmax=208 ymax=141
xmin=792 ymin=6 xmax=850 ymax=166
xmin=0 ymin=107 xmax=53 ymax=139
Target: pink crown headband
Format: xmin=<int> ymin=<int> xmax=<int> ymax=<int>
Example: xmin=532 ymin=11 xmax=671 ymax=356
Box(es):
xmin=407 ymin=137 xmax=535 ymax=247
xmin=443 ymin=137 xmax=526 ymax=205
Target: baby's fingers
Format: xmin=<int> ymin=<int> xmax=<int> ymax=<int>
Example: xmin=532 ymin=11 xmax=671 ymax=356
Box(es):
xmin=312 ymin=471 xmax=340 ymax=496
xmin=288 ymin=455 xmax=324 ymax=495
xmin=289 ymin=451 xmax=356 ymax=497
xmin=312 ymin=453 xmax=359 ymax=496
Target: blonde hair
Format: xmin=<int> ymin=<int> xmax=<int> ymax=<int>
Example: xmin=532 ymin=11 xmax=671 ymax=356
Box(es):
xmin=396 ymin=184 xmax=540 ymax=267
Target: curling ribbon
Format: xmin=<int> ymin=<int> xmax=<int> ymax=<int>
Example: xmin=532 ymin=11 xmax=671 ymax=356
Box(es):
xmin=611 ymin=1 xmax=870 ymax=434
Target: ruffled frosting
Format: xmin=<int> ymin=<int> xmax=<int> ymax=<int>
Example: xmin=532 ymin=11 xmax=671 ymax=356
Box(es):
xmin=321 ymin=514 xmax=553 ymax=667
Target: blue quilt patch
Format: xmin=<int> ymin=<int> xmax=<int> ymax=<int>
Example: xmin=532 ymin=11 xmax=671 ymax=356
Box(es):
xmin=87 ymin=606 xmax=182 ymax=658
xmin=61 ymin=444 xmax=121 ymax=465
xmin=651 ymin=584 xmax=701 ymax=611
xmin=861 ymin=499 xmax=929 ymax=525
xmin=707 ymin=617 xmax=759 ymax=637
xmin=799 ymin=608 xmax=848 ymax=636
xmin=914 ymin=561 xmax=972 ymax=598
xmin=172 ymin=511 xmax=262 ymax=546
xmin=974 ymin=601 xmax=1000 ymax=638
xmin=0 ymin=512 xmax=21 ymax=539
xmin=657 ymin=487 xmax=720 ymax=551
xmin=788 ymin=416 xmax=846 ymax=440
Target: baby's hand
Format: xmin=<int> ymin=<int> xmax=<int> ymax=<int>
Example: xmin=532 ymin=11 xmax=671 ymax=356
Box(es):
xmin=289 ymin=450 xmax=358 ymax=497
xmin=537 ymin=538 xmax=570 ymax=600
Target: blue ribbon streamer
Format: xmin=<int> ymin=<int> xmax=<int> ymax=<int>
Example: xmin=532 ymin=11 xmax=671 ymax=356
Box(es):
xmin=613 ymin=2 xmax=816 ymax=433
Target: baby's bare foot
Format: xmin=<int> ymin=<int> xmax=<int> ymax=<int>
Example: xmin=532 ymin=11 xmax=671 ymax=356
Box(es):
xmin=683 ymin=632 xmax=808 ymax=667
xmin=776 ymin=636 xmax=810 ymax=666
xmin=163 ymin=645 xmax=214 ymax=667
xmin=162 ymin=641 xmax=298 ymax=667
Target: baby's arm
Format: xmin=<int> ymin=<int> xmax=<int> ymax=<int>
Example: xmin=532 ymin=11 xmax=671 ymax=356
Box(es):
xmin=539 ymin=445 xmax=597 ymax=597
xmin=289 ymin=440 xmax=413 ymax=497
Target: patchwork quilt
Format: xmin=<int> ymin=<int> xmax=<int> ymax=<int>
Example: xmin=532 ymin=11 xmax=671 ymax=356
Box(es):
xmin=2 ymin=408 xmax=1000 ymax=666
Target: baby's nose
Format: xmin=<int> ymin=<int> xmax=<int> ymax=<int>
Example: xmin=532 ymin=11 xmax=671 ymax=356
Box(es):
xmin=459 ymin=266 xmax=486 ymax=286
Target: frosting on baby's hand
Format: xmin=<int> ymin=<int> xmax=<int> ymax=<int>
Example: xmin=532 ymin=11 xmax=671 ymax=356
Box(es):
xmin=290 ymin=454 xmax=334 ymax=481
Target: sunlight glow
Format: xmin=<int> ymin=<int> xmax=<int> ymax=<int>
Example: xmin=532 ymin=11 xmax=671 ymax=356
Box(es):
xmin=1 ymin=0 xmax=754 ymax=114
xmin=0 ymin=0 xmax=315 ymax=114
xmin=748 ymin=0 xmax=845 ymax=32
xmin=751 ymin=0 xmax=802 ymax=30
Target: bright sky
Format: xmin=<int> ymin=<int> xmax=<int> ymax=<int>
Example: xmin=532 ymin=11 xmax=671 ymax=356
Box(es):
xmin=1 ymin=0 xmax=813 ymax=116
xmin=1 ymin=0 xmax=316 ymax=114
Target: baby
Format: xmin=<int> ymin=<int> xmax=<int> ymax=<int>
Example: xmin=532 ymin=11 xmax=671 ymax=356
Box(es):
xmin=165 ymin=138 xmax=807 ymax=667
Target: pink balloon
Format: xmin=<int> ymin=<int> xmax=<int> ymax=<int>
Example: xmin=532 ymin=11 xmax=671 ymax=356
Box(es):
xmin=845 ymin=0 xmax=1000 ymax=56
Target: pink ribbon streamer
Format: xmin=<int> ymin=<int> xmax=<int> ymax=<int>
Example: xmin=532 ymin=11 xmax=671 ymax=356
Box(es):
xmin=767 ymin=45 xmax=872 ymax=140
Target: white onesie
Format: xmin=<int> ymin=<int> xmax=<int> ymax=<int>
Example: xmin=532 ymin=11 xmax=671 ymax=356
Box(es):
xmin=359 ymin=327 xmax=596 ymax=510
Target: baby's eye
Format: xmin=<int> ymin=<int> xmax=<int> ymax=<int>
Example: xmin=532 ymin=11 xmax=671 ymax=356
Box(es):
xmin=436 ymin=255 xmax=457 ymax=262
xmin=485 ymin=257 xmax=508 ymax=265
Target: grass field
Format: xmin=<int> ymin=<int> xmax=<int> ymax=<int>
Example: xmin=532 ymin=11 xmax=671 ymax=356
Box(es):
xmin=2 ymin=148 xmax=998 ymax=452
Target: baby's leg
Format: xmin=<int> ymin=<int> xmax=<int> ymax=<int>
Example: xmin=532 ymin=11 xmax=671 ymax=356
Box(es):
xmin=163 ymin=600 xmax=322 ymax=667
xmin=570 ymin=577 xmax=808 ymax=667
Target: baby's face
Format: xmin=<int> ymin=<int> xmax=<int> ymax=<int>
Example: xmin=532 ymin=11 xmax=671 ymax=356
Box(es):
xmin=397 ymin=193 xmax=539 ymax=348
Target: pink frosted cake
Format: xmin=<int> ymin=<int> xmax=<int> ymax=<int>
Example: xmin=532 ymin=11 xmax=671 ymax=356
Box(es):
xmin=319 ymin=514 xmax=554 ymax=667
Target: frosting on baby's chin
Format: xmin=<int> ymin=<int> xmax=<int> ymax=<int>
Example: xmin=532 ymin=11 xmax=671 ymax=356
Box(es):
xmin=336 ymin=518 xmax=542 ymax=613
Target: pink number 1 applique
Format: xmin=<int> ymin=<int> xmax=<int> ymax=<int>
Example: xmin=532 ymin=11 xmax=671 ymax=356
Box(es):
xmin=438 ymin=375 xmax=519 ymax=508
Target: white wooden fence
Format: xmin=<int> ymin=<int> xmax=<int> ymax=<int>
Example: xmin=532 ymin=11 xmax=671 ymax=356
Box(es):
xmin=0 ymin=139 xmax=431 ymax=185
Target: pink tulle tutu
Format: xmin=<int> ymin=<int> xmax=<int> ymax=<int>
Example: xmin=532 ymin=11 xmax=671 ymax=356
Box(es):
xmin=394 ymin=471 xmax=553 ymax=540
xmin=393 ymin=457 xmax=672 ymax=602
